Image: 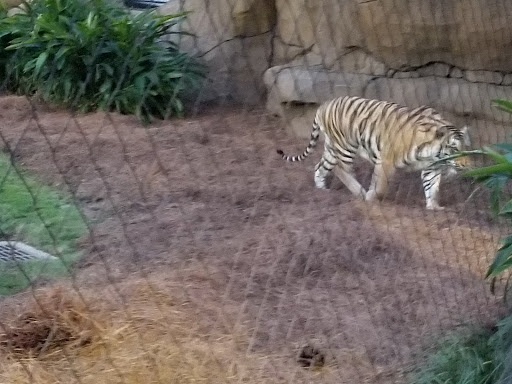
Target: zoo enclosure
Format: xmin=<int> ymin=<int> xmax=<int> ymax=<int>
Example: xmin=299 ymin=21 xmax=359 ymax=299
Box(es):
xmin=0 ymin=1 xmax=511 ymax=383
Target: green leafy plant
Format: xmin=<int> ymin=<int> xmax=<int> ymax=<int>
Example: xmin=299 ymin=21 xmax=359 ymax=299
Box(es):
xmin=409 ymin=329 xmax=500 ymax=384
xmin=409 ymin=314 xmax=512 ymax=384
xmin=411 ymin=98 xmax=512 ymax=384
xmin=0 ymin=0 xmax=205 ymax=122
xmin=437 ymin=99 xmax=512 ymax=288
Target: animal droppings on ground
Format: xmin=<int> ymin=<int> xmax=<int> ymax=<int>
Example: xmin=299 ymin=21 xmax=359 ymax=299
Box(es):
xmin=297 ymin=345 xmax=325 ymax=368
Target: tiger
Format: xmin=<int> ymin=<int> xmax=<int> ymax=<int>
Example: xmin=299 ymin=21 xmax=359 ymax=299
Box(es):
xmin=276 ymin=96 xmax=471 ymax=210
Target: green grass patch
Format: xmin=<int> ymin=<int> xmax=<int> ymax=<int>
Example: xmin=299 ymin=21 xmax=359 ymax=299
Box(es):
xmin=409 ymin=315 xmax=512 ymax=384
xmin=0 ymin=154 xmax=87 ymax=295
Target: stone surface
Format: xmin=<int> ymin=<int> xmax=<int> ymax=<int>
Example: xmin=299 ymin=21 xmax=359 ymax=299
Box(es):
xmin=502 ymin=74 xmax=512 ymax=86
xmin=469 ymin=118 xmax=512 ymax=148
xmin=157 ymin=0 xmax=512 ymax=105
xmin=332 ymin=49 xmax=388 ymax=76
xmin=159 ymin=0 xmax=275 ymax=53
xmin=159 ymin=0 xmax=233 ymax=54
xmin=199 ymin=34 xmax=273 ymax=104
xmin=233 ymin=0 xmax=276 ymax=37
xmin=273 ymin=0 xmax=363 ymax=66
xmin=264 ymin=65 xmax=374 ymax=113
xmin=358 ymin=0 xmax=512 ymax=71
xmin=393 ymin=71 xmax=419 ymax=79
xmin=1 ymin=0 xmax=23 ymax=8
xmin=417 ymin=63 xmax=451 ymax=78
xmin=3 ymin=0 xmax=28 ymax=15
xmin=272 ymin=0 xmax=512 ymax=72
xmin=158 ymin=0 xmax=275 ymax=103
xmin=465 ymin=70 xmax=504 ymax=85
xmin=449 ymin=67 xmax=464 ymax=79
xmin=364 ymin=77 xmax=512 ymax=123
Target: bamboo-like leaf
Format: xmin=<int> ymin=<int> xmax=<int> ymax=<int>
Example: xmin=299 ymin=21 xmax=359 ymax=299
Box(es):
xmin=34 ymin=51 xmax=49 ymax=77
xmin=499 ymin=199 xmax=512 ymax=215
xmin=493 ymin=99 xmax=512 ymax=114
xmin=429 ymin=150 xmax=486 ymax=167
xmin=63 ymin=78 xmax=72 ymax=101
xmin=463 ymin=163 xmax=512 ymax=177
xmin=487 ymin=257 xmax=512 ymax=278
xmin=486 ymin=240 xmax=512 ymax=277
xmin=481 ymin=145 xmax=509 ymax=164
xmin=134 ymin=75 xmax=146 ymax=94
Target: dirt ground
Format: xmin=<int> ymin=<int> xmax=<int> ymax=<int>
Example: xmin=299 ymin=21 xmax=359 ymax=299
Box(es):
xmin=0 ymin=95 xmax=508 ymax=383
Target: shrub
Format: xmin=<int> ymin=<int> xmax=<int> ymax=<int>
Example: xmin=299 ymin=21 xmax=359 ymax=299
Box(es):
xmin=0 ymin=0 xmax=206 ymax=122
xmin=413 ymin=99 xmax=512 ymax=384
xmin=409 ymin=314 xmax=512 ymax=384
xmin=440 ymin=100 xmax=512 ymax=290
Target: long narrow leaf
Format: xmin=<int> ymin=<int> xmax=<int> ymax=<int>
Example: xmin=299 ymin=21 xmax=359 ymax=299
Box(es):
xmin=463 ymin=163 xmax=512 ymax=178
xmin=486 ymin=238 xmax=512 ymax=277
xmin=499 ymin=199 xmax=512 ymax=215
xmin=493 ymin=99 xmax=512 ymax=114
xmin=481 ymin=145 xmax=510 ymax=164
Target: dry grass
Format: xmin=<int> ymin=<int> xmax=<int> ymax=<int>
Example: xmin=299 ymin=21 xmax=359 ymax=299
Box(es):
xmin=0 ymin=288 xmax=96 ymax=356
xmin=0 ymin=282 xmax=332 ymax=384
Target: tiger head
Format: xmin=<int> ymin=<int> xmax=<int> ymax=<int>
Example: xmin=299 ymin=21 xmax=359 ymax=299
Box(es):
xmin=435 ymin=125 xmax=472 ymax=175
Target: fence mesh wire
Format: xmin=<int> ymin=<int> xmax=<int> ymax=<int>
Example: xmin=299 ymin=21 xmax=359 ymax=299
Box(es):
xmin=0 ymin=0 xmax=511 ymax=383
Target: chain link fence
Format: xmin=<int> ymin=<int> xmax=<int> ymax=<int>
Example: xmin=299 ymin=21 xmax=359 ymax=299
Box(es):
xmin=0 ymin=0 xmax=511 ymax=383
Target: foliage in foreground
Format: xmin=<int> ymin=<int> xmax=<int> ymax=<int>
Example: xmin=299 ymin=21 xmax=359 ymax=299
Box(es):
xmin=442 ymin=99 xmax=512 ymax=287
xmin=0 ymin=153 xmax=87 ymax=295
xmin=0 ymin=0 xmax=205 ymax=122
xmin=412 ymin=98 xmax=512 ymax=384
xmin=409 ymin=314 xmax=512 ymax=384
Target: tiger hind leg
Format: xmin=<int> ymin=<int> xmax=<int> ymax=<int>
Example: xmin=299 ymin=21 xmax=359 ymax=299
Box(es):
xmin=314 ymin=152 xmax=336 ymax=190
xmin=421 ymin=169 xmax=444 ymax=210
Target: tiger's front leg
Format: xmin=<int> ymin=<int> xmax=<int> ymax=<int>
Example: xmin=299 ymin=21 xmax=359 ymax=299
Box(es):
xmin=365 ymin=162 xmax=395 ymax=202
xmin=421 ymin=169 xmax=444 ymax=210
xmin=333 ymin=166 xmax=366 ymax=199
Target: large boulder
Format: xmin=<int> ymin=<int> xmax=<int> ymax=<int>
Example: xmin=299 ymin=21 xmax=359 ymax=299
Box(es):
xmin=273 ymin=0 xmax=363 ymax=68
xmin=273 ymin=0 xmax=512 ymax=73
xmin=233 ymin=0 xmax=276 ymax=37
xmin=0 ymin=0 xmax=23 ymax=8
xmin=358 ymin=0 xmax=512 ymax=72
xmin=157 ymin=0 xmax=512 ymax=123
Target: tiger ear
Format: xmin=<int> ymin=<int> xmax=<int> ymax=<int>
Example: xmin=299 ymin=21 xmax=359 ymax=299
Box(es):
xmin=435 ymin=126 xmax=449 ymax=139
xmin=461 ymin=125 xmax=471 ymax=147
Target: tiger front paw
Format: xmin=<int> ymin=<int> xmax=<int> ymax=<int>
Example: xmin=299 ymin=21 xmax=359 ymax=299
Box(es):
xmin=365 ymin=190 xmax=382 ymax=202
xmin=426 ymin=203 xmax=445 ymax=211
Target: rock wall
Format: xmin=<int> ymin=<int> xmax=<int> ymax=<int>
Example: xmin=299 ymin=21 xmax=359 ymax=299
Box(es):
xmin=272 ymin=0 xmax=512 ymax=73
xmin=1 ymin=0 xmax=23 ymax=9
xmin=267 ymin=0 xmax=512 ymax=141
xmin=158 ymin=0 xmax=275 ymax=104
xmin=159 ymin=0 xmax=512 ymax=141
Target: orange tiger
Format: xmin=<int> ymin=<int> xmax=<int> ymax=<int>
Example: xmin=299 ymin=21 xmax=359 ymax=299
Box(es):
xmin=277 ymin=96 xmax=471 ymax=210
